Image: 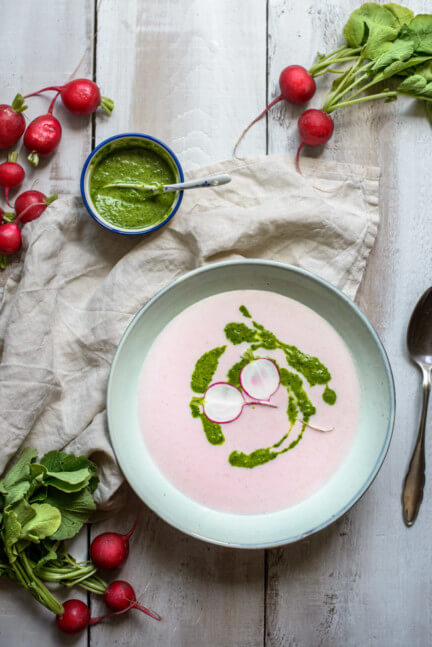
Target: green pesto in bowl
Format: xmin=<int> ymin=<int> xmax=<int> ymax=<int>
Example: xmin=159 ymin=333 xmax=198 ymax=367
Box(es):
xmin=88 ymin=142 xmax=177 ymax=230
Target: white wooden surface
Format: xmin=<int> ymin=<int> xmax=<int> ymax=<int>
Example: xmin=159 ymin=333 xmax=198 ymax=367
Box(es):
xmin=1 ymin=0 xmax=432 ymax=645
xmin=0 ymin=2 xmax=93 ymax=646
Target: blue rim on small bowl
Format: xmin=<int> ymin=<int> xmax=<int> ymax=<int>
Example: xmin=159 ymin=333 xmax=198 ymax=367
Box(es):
xmin=80 ymin=133 xmax=184 ymax=236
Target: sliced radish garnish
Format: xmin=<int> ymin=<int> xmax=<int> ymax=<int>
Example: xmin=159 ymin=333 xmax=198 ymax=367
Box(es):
xmin=240 ymin=358 xmax=280 ymax=401
xmin=203 ymin=382 xmax=244 ymax=424
xmin=203 ymin=381 xmax=277 ymax=424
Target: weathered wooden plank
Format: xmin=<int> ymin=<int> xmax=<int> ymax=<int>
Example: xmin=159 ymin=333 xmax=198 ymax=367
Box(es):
xmin=94 ymin=0 xmax=267 ymax=164
xmin=90 ymin=494 xmax=264 ymax=647
xmin=91 ymin=1 xmax=267 ymax=645
xmin=266 ymin=1 xmax=432 ymax=646
xmin=0 ymin=1 xmax=93 ymax=645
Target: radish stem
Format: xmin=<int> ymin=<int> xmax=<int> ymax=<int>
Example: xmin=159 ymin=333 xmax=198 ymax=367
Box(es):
xmin=11 ymin=93 xmax=28 ymax=113
xmin=23 ymin=86 xmax=62 ymax=98
xmin=48 ymin=91 xmax=61 ymax=114
xmin=243 ymin=401 xmax=277 ymax=409
xmin=100 ymin=96 xmax=114 ymax=114
xmin=308 ymin=47 xmax=361 ymax=76
xmin=27 ymin=152 xmax=39 ymax=166
xmin=326 ymin=90 xmax=397 ymax=112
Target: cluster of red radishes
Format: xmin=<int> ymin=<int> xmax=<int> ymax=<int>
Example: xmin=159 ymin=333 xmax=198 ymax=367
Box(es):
xmin=0 ymin=79 xmax=113 ymax=268
xmin=234 ymin=65 xmax=334 ymax=172
xmin=57 ymin=513 xmax=161 ymax=635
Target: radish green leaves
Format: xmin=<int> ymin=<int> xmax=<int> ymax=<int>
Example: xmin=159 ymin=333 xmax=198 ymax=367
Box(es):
xmin=0 ymin=449 xmax=103 ymax=614
xmin=312 ymin=3 xmax=432 ymax=123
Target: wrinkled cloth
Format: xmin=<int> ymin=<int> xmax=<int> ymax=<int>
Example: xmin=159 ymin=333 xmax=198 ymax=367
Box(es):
xmin=0 ymin=154 xmax=379 ymax=508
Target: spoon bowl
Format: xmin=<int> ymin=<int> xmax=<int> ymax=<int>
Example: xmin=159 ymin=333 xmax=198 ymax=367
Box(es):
xmin=407 ymin=288 xmax=432 ymax=363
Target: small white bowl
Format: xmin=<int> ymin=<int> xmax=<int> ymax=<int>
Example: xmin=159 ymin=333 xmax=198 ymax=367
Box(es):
xmin=80 ymin=133 xmax=184 ymax=235
xmin=107 ymin=260 xmax=395 ymax=548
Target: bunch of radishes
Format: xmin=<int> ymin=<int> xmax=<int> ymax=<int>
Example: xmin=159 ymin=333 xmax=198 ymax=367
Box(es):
xmin=0 ymin=79 xmax=113 ymax=268
xmin=57 ymin=513 xmax=161 ymax=635
xmin=234 ymin=65 xmax=334 ymax=173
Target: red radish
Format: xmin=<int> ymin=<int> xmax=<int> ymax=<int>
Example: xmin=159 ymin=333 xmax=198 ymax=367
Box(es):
xmin=0 ymin=152 xmax=25 ymax=205
xmin=296 ymin=109 xmax=334 ymax=174
xmin=24 ymin=106 xmax=62 ymax=167
xmin=104 ymin=581 xmax=161 ymax=621
xmin=0 ymin=222 xmax=21 ymax=268
xmin=90 ymin=513 xmax=139 ymax=571
xmin=15 ymin=190 xmax=58 ymax=224
xmin=234 ymin=66 xmax=316 ymax=155
xmin=56 ymin=599 xmax=90 ymax=634
xmin=279 ymin=66 xmax=316 ymax=105
xmin=56 ymin=598 xmax=135 ymax=634
xmin=25 ymin=78 xmax=114 ymax=115
xmin=239 ymin=358 xmax=280 ymax=401
xmin=0 ymin=223 xmax=21 ymax=255
xmin=203 ymin=381 xmax=277 ymax=424
xmin=0 ymin=94 xmax=27 ymax=149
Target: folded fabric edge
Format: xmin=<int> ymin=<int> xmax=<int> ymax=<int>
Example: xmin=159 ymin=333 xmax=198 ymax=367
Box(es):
xmin=185 ymin=153 xmax=381 ymax=183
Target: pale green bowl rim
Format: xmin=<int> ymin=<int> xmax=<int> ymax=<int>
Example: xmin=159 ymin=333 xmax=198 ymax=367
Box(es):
xmin=107 ymin=260 xmax=395 ymax=548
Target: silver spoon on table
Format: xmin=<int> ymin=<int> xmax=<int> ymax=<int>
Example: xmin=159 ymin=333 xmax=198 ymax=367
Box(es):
xmin=402 ymin=287 xmax=432 ymax=526
xmin=104 ymin=173 xmax=231 ymax=197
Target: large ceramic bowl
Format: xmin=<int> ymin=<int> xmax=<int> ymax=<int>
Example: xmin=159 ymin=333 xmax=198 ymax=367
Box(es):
xmin=107 ymin=260 xmax=395 ymax=548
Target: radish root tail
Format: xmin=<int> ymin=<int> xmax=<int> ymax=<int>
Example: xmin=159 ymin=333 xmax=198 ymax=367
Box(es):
xmin=233 ymin=96 xmax=282 ymax=158
xmin=4 ymin=188 xmax=11 ymax=207
xmin=124 ymin=509 xmax=141 ymax=540
xmin=295 ymin=142 xmax=304 ymax=175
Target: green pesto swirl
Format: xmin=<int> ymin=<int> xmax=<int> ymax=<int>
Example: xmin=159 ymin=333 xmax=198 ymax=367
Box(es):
xmin=189 ymin=305 xmax=336 ymax=468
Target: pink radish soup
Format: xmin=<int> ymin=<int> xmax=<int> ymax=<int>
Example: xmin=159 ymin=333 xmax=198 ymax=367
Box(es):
xmin=138 ymin=290 xmax=360 ymax=514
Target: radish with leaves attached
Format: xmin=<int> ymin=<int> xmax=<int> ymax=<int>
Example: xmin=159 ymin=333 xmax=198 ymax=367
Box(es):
xmin=104 ymin=581 xmax=161 ymax=621
xmin=56 ymin=598 xmax=135 ymax=634
xmin=0 ymin=94 xmax=27 ymax=149
xmin=295 ymin=109 xmax=334 ymax=174
xmin=90 ymin=513 xmax=139 ymax=571
xmin=24 ymin=96 xmax=62 ymax=167
xmin=234 ymin=66 xmax=316 ymax=155
xmin=15 ymin=190 xmax=58 ymax=224
xmin=0 ymin=222 xmax=22 ymax=269
xmin=25 ymin=78 xmax=114 ymax=115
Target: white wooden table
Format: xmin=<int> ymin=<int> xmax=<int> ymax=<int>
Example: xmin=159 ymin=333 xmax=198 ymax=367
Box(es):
xmin=1 ymin=1 xmax=432 ymax=645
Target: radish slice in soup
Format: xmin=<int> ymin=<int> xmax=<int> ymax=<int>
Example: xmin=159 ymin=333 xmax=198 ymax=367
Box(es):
xmin=203 ymin=382 xmax=244 ymax=424
xmin=240 ymin=358 xmax=280 ymax=401
xmin=203 ymin=381 xmax=278 ymax=424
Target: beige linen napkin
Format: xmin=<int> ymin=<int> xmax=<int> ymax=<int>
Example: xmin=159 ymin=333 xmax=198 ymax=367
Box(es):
xmin=0 ymin=154 xmax=379 ymax=508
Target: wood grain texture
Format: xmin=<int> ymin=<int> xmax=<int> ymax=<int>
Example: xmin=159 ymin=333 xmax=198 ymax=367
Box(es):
xmin=0 ymin=1 xmax=93 ymax=645
xmin=1 ymin=0 xmax=431 ymax=645
xmin=90 ymin=495 xmax=264 ymax=647
xmin=266 ymin=1 xmax=432 ymax=646
xmin=91 ymin=1 xmax=266 ymax=645
xmin=94 ymin=0 xmax=267 ymax=167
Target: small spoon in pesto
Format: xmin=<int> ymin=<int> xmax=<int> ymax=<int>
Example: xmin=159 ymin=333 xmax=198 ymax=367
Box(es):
xmin=104 ymin=173 xmax=231 ymax=198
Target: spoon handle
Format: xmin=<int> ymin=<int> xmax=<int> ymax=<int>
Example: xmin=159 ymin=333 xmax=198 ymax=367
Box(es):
xmin=402 ymin=364 xmax=430 ymax=526
xmin=162 ymin=174 xmax=231 ymax=193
